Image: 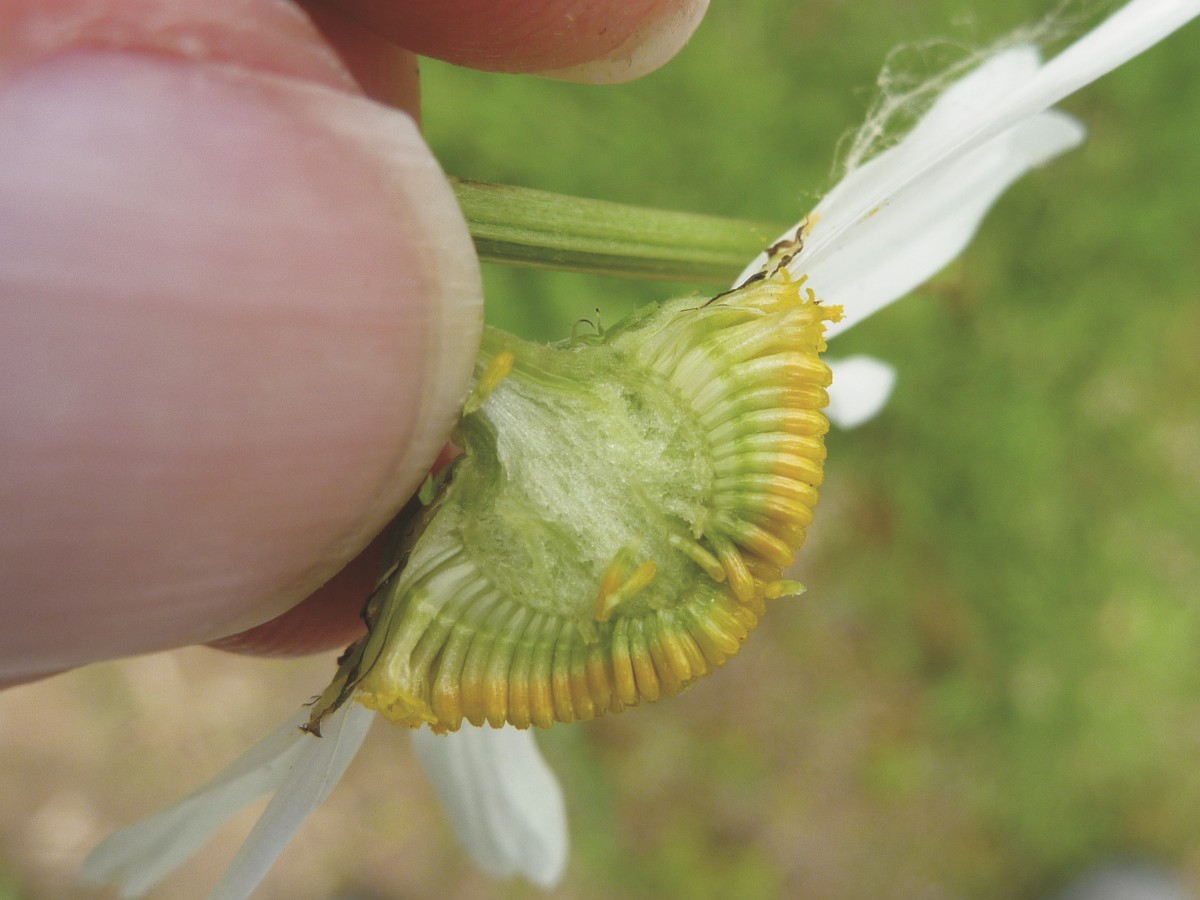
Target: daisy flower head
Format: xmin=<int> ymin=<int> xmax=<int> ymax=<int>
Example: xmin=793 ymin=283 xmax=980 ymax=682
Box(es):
xmin=82 ymin=1 xmax=1199 ymax=897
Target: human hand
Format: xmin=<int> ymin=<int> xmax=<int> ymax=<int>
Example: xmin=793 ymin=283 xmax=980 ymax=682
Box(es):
xmin=0 ymin=0 xmax=709 ymax=685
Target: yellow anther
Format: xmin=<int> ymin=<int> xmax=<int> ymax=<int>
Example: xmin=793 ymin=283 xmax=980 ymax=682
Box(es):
xmin=711 ymin=537 xmax=754 ymax=604
xmin=594 ymin=550 xmax=657 ymax=622
xmin=656 ymin=624 xmax=696 ymax=683
xmin=569 ymin=641 xmax=597 ymax=721
xmin=586 ymin=642 xmax=615 ymax=712
xmin=764 ymin=579 xmax=806 ymax=600
xmin=463 ymin=350 xmax=515 ymax=415
xmin=611 ymin=621 xmax=638 ymax=706
xmin=626 ymin=560 xmax=657 ymax=593
xmin=732 ymin=521 xmax=795 ymax=568
xmin=630 ymin=621 xmax=661 ymax=701
xmin=668 ymin=533 xmax=726 ymax=583
xmin=595 ymin=550 xmax=632 ymax=613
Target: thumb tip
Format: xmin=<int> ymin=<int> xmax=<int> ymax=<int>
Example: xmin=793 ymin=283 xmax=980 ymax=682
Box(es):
xmin=0 ymin=55 xmax=481 ymax=670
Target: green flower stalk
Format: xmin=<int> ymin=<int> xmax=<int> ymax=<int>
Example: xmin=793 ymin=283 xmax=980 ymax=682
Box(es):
xmin=307 ymin=268 xmax=839 ymax=733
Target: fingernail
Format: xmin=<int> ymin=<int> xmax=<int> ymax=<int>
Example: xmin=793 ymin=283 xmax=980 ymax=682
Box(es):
xmin=542 ymin=0 xmax=710 ymax=84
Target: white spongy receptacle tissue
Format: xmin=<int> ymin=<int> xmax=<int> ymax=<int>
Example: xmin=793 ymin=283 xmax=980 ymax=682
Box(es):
xmin=475 ymin=354 xmax=710 ymax=617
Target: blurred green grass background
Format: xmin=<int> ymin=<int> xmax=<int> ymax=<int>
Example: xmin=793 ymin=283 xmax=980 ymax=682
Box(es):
xmin=3 ymin=2 xmax=1199 ymax=898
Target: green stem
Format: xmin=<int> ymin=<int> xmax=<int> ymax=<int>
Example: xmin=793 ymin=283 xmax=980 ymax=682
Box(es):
xmin=450 ymin=178 xmax=786 ymax=285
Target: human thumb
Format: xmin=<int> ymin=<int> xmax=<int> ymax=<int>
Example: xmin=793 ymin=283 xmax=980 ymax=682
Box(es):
xmin=0 ymin=51 xmax=481 ymax=679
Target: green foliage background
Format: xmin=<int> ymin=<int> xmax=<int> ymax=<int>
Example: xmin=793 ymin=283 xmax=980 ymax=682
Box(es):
xmin=421 ymin=2 xmax=1200 ymax=897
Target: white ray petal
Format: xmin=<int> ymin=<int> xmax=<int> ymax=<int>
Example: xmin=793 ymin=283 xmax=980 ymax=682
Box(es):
xmin=801 ymin=45 xmax=1045 ymax=280
xmin=816 ymin=109 xmax=1084 ymax=337
xmin=825 ymin=356 xmax=898 ymax=429
xmin=411 ymin=726 xmax=568 ymax=889
xmin=81 ymin=710 xmax=313 ymax=897
xmin=1008 ymin=0 xmax=1200 ymax=133
xmin=210 ymin=703 xmax=375 ymax=900
xmin=737 ymin=0 xmax=1199 ymax=334
xmin=804 ymin=0 xmax=1199 ymax=278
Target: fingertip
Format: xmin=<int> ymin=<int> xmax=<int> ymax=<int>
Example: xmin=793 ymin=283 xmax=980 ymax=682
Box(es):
xmin=207 ymin=532 xmax=383 ymax=658
xmin=0 ymin=52 xmax=480 ymax=673
xmin=212 ymin=446 xmax=464 ymax=658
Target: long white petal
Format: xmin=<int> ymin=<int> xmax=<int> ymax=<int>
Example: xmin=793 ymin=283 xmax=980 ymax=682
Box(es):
xmin=799 ymin=45 xmax=1045 ymax=283
xmin=1005 ymin=0 xmax=1200 ymax=136
xmin=816 ymin=109 xmax=1084 ymax=337
xmin=411 ymin=726 xmax=568 ymax=889
xmin=738 ymin=0 xmax=1199 ymax=333
xmin=210 ymin=703 xmax=375 ymax=900
xmin=81 ymin=710 xmax=314 ymax=897
xmin=825 ymin=356 xmax=898 ymax=429
xmin=805 ymin=0 xmax=1199 ymax=279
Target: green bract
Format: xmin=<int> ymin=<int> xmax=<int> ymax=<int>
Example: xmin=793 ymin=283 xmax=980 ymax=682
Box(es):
xmin=308 ymin=272 xmax=839 ymax=734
